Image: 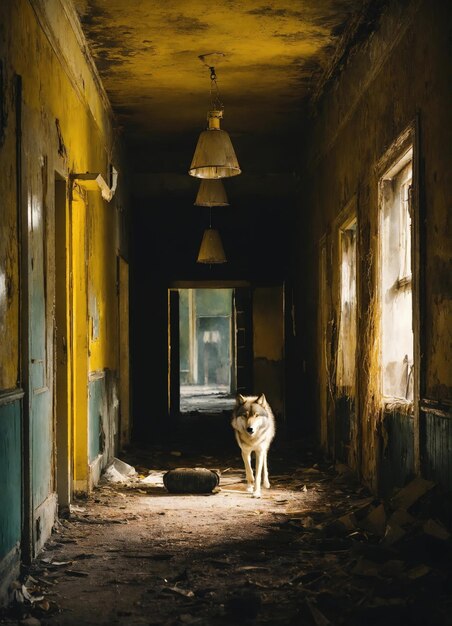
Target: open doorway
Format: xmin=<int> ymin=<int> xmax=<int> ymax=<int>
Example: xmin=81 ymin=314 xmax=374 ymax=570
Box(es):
xmin=168 ymin=283 xmax=284 ymax=422
xmin=179 ymin=288 xmax=236 ymax=413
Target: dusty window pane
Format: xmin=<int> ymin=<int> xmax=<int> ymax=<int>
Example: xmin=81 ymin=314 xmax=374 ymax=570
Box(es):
xmin=380 ymin=151 xmax=413 ymax=402
xmin=336 ymin=220 xmax=357 ymax=392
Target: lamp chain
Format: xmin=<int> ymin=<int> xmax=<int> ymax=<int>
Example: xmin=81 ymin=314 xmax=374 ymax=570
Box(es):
xmin=209 ymin=66 xmax=223 ymax=112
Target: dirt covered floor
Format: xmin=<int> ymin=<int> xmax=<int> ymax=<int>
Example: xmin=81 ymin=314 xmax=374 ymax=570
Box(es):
xmin=3 ymin=415 xmax=452 ymax=626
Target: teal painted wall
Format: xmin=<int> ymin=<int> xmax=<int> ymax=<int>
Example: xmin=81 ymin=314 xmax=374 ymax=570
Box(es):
xmin=31 ymin=389 xmax=53 ymax=507
xmin=0 ymin=400 xmax=22 ymax=559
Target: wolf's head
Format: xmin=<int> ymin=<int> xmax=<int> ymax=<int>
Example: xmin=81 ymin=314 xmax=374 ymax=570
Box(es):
xmin=232 ymin=393 xmax=270 ymax=437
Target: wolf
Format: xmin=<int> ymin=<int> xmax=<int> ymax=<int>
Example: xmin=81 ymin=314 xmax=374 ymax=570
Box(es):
xmin=231 ymin=393 xmax=276 ymax=498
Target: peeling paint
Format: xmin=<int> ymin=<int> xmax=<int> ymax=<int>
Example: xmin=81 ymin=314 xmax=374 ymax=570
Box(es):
xmin=0 ymin=63 xmax=19 ymax=390
xmin=55 ymin=118 xmax=67 ymax=161
xmin=0 ymin=60 xmax=8 ymax=147
xmin=89 ymin=290 xmax=100 ymax=341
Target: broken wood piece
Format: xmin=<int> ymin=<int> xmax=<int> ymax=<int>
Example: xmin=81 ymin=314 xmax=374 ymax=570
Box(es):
xmin=359 ymin=503 xmax=387 ymax=536
xmin=382 ymin=522 xmax=406 ymax=546
xmin=162 ymin=585 xmax=194 ymax=598
xmin=390 ymin=477 xmax=435 ymax=511
xmin=64 ymin=569 xmax=89 ymax=577
xmin=422 ymin=518 xmax=451 ymax=541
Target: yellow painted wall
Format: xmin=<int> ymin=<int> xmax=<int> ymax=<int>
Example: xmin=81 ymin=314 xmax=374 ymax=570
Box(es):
xmin=71 ymin=190 xmax=89 ymax=487
xmin=1 ymin=0 xmax=123 ymax=492
xmin=0 ymin=68 xmax=19 ymax=391
xmin=87 ymin=191 xmax=118 ymax=372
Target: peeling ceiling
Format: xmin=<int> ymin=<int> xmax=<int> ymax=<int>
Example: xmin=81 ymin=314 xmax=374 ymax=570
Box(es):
xmin=73 ymin=0 xmax=370 ymax=178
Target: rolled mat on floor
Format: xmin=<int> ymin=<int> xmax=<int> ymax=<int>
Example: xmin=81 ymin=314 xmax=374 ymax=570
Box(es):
xmin=163 ymin=467 xmax=220 ymax=493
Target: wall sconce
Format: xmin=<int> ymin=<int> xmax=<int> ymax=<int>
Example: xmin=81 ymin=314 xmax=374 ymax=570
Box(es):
xmin=189 ymin=59 xmax=241 ymax=179
xmin=70 ymin=167 xmax=118 ymax=201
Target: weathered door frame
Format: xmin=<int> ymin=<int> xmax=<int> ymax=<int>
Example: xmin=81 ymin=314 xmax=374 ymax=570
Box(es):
xmin=54 ymin=172 xmax=71 ymax=514
xmin=233 ymin=286 xmax=253 ymax=396
xmin=318 ymin=235 xmax=329 ymax=455
xmin=118 ymin=255 xmax=130 ymax=450
xmin=169 ymin=281 xmax=286 ymax=425
xmin=332 ymin=197 xmax=359 ymax=468
xmin=69 ymin=185 xmax=89 ymax=494
xmin=169 ymin=289 xmax=180 ymax=421
xmin=168 ymin=281 xmax=250 ymax=419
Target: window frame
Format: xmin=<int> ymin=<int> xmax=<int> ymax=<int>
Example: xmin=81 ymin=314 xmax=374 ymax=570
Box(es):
xmin=376 ymin=120 xmax=421 ymax=460
xmin=379 ymin=149 xmax=414 ymax=404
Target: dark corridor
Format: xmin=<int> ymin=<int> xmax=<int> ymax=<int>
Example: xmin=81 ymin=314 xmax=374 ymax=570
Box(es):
xmin=1 ymin=1 xmax=451 ymax=624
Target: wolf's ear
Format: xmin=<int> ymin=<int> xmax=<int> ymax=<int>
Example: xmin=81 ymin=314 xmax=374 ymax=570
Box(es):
xmin=256 ymin=393 xmax=266 ymax=406
xmin=237 ymin=394 xmax=247 ymax=405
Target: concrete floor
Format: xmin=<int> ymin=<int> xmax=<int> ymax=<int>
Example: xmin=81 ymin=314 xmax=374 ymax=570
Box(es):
xmin=180 ymin=385 xmax=236 ymax=413
xmin=3 ymin=421 xmax=452 ymax=626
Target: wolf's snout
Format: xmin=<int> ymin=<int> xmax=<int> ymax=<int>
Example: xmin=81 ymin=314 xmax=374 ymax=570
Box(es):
xmin=247 ymin=427 xmax=254 ymax=433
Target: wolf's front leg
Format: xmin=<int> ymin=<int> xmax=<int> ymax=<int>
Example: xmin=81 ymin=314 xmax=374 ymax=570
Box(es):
xmin=253 ymin=449 xmax=265 ymax=498
xmin=263 ymin=449 xmax=270 ymax=489
xmin=241 ymin=449 xmax=254 ymax=492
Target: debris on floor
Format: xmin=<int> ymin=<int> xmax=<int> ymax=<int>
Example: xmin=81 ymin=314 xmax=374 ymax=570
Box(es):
xmin=2 ymin=439 xmax=452 ymax=625
xmin=101 ymin=457 xmax=137 ymax=484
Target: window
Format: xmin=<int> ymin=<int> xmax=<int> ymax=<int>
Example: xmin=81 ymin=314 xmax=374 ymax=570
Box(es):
xmin=336 ymin=218 xmax=357 ymax=393
xmin=380 ymin=148 xmax=413 ymax=402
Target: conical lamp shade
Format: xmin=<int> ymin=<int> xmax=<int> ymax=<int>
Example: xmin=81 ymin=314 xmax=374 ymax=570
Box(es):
xmin=197 ymin=228 xmax=227 ymax=264
xmin=189 ymin=110 xmax=241 ymax=179
xmin=195 ymin=179 xmax=229 ymax=206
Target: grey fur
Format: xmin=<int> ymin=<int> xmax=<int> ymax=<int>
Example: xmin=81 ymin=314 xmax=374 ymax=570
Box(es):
xmin=230 ymin=393 xmax=276 ymax=498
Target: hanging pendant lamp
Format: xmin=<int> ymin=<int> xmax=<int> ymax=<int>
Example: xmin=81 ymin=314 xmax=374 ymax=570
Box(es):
xmin=189 ymin=62 xmax=241 ymax=179
xmin=194 ymin=179 xmax=229 ymax=207
xmin=197 ymin=227 xmax=227 ymax=264
xmin=195 ymin=178 xmax=228 ymax=264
